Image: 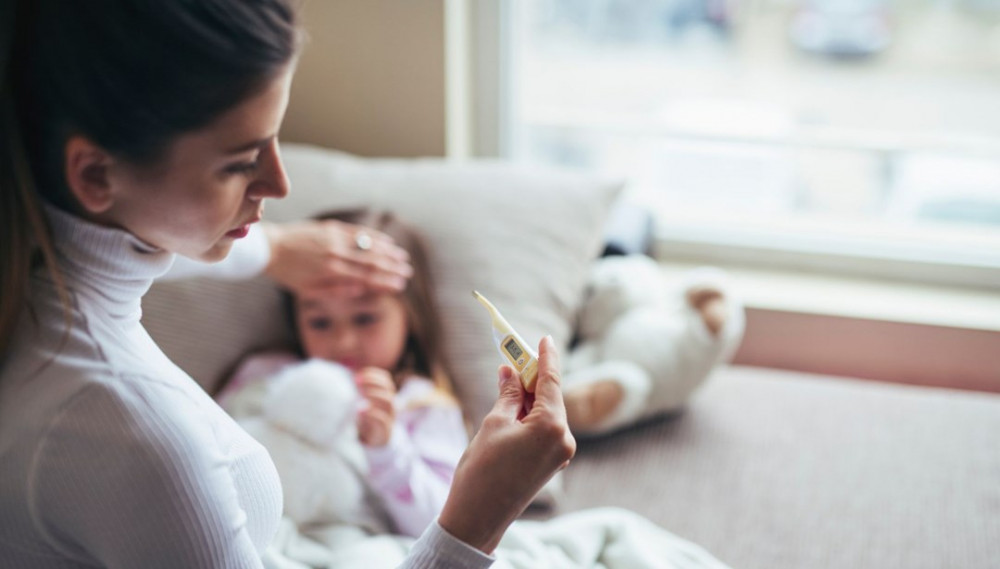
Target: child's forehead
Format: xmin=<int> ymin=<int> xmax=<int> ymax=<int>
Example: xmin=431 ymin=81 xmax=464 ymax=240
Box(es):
xmin=298 ymin=292 xmax=383 ymax=312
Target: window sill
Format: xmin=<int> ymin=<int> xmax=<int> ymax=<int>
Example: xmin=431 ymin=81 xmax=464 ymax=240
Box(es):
xmin=658 ymin=261 xmax=1000 ymax=333
xmin=658 ymin=261 xmax=1000 ymax=393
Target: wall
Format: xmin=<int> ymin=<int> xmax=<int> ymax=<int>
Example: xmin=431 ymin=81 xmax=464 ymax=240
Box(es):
xmin=734 ymin=308 xmax=1000 ymax=393
xmin=280 ymin=0 xmax=447 ymax=157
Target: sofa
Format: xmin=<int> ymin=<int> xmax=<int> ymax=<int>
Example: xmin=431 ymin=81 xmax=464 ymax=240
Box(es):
xmin=142 ymin=144 xmax=1000 ymax=569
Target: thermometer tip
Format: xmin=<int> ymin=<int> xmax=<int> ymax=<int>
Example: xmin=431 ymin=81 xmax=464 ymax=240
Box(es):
xmin=472 ymin=290 xmax=494 ymax=311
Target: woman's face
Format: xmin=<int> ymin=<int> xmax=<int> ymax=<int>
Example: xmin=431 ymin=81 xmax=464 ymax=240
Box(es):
xmin=102 ymin=68 xmax=294 ymax=261
xmin=295 ymin=291 xmax=410 ymax=373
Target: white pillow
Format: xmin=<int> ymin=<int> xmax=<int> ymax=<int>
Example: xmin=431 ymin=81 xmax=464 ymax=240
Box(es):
xmin=143 ymin=144 xmax=623 ymax=424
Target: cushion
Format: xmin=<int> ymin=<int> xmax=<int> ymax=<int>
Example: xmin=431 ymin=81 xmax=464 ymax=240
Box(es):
xmin=142 ymin=144 xmax=623 ymax=424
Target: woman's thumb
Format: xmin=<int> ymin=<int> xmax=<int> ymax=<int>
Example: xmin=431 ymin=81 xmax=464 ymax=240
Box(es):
xmin=532 ymin=336 xmax=564 ymax=402
xmin=493 ymin=365 xmax=525 ymax=417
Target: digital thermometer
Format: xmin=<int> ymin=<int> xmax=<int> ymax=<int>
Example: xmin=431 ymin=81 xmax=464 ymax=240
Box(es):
xmin=472 ymin=290 xmax=539 ymax=393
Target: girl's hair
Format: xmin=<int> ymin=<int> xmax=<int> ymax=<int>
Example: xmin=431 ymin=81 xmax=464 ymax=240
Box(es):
xmin=287 ymin=209 xmax=460 ymax=406
xmin=0 ymin=0 xmax=301 ymax=356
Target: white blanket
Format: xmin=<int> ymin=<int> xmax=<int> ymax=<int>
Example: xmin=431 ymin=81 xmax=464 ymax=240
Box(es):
xmin=262 ymin=508 xmax=731 ymax=569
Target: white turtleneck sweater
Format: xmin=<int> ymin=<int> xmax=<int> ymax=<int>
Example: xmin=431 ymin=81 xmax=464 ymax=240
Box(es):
xmin=0 ymin=206 xmax=492 ymax=569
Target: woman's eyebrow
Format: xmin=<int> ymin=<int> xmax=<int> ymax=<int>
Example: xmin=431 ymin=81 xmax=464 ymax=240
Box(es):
xmin=225 ymin=135 xmax=274 ymax=155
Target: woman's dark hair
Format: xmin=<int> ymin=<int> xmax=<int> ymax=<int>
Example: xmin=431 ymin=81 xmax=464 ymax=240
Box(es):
xmin=0 ymin=0 xmax=301 ymax=354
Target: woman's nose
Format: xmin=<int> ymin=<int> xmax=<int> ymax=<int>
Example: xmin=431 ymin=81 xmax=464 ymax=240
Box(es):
xmin=247 ymin=139 xmax=290 ymax=201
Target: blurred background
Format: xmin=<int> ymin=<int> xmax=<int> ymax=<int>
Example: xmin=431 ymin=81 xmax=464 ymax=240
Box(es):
xmin=280 ymin=0 xmax=1000 ymax=392
xmin=510 ymin=0 xmax=1000 ymax=288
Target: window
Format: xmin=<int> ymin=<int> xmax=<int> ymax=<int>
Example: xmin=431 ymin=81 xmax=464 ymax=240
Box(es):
xmin=493 ymin=0 xmax=1000 ymax=287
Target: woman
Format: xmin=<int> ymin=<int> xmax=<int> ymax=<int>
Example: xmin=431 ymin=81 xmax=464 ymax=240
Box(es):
xmin=0 ymin=1 xmax=574 ymax=568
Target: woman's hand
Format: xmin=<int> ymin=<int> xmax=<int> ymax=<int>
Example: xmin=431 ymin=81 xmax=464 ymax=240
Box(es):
xmin=355 ymin=367 xmax=398 ymax=447
xmin=262 ymin=219 xmax=413 ymax=297
xmin=437 ymin=336 xmax=576 ymax=554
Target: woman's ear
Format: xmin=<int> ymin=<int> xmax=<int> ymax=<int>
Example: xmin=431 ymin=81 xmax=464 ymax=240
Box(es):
xmin=64 ymin=136 xmax=116 ymax=214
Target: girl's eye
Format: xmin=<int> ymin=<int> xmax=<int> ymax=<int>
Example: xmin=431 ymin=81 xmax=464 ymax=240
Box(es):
xmin=353 ymin=313 xmax=378 ymax=327
xmin=224 ymin=159 xmax=260 ymax=177
xmin=307 ymin=317 xmax=331 ymax=331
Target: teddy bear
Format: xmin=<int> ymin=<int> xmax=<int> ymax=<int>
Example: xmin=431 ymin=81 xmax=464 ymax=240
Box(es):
xmin=227 ymin=359 xmax=392 ymax=534
xmin=562 ymin=254 xmax=745 ymax=436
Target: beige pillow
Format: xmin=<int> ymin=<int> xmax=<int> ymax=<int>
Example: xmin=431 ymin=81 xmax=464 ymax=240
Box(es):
xmin=143 ymin=144 xmax=623 ymax=423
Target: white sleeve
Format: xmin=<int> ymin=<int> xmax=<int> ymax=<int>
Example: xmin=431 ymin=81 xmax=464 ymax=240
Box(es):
xmin=162 ymin=223 xmax=271 ymax=281
xmin=30 ymin=382 xmax=275 ymax=569
xmin=398 ymin=522 xmax=495 ymax=569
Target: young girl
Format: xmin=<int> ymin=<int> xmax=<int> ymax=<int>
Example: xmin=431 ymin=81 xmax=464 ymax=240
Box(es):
xmin=217 ymin=209 xmax=467 ymax=539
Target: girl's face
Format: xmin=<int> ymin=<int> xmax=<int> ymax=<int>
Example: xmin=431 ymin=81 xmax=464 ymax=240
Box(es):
xmin=295 ymin=291 xmax=410 ymax=372
xmin=100 ymin=68 xmax=294 ymax=262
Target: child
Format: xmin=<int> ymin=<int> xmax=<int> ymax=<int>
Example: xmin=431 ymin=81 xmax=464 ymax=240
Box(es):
xmin=217 ymin=209 xmax=467 ymax=539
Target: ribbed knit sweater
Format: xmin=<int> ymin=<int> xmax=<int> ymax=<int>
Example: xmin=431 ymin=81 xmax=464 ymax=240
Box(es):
xmin=0 ymin=205 xmax=492 ymax=568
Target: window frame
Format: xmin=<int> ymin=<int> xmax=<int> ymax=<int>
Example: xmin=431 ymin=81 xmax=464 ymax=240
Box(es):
xmin=465 ymin=0 xmax=1000 ymax=290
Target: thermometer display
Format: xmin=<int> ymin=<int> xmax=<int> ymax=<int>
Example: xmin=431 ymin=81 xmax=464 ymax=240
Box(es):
xmin=473 ymin=290 xmax=539 ymax=392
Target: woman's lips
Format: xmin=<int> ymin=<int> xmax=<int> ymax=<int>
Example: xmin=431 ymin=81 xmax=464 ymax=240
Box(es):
xmin=225 ymin=224 xmax=250 ymax=239
xmin=226 ymin=213 xmax=261 ymax=239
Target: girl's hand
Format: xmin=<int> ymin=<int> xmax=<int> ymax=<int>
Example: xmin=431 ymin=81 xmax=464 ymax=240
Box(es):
xmin=355 ymin=367 xmax=397 ymax=447
xmin=262 ymin=219 xmax=413 ymax=297
xmin=438 ymin=336 xmax=576 ymax=554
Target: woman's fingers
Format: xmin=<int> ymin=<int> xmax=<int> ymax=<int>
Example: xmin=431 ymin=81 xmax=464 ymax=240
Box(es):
xmin=524 ymin=336 xmax=575 ymax=465
xmin=491 ymin=337 xmax=569 ymax=425
xmin=333 ymin=243 xmax=413 ymax=280
xmin=491 ymin=365 xmax=526 ymax=421
xmin=437 ymin=340 xmax=576 ymax=554
xmin=322 ymin=220 xmax=412 ymax=277
xmin=339 ymin=228 xmax=410 ymax=265
xmin=527 ymin=336 xmax=567 ymax=419
xmin=307 ymin=282 xmax=365 ymax=298
xmin=535 ymin=336 xmax=562 ymax=394
xmin=264 ymin=219 xmax=413 ymax=297
xmin=313 ymin=255 xmax=411 ymax=293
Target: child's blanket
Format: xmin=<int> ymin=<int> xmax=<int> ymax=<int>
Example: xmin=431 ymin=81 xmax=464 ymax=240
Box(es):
xmin=262 ymin=508 xmax=731 ymax=569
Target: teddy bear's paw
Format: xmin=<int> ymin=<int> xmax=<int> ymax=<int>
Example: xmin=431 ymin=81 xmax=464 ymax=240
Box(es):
xmin=565 ymin=379 xmax=624 ymax=431
xmin=686 ymin=286 xmax=728 ymax=338
xmin=563 ymin=361 xmax=652 ymax=437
